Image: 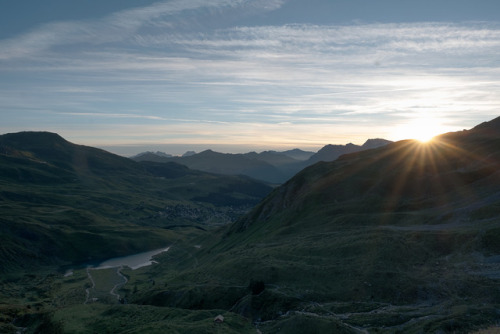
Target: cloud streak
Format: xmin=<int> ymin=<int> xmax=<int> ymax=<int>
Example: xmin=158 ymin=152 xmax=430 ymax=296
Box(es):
xmin=0 ymin=0 xmax=285 ymax=60
xmin=1 ymin=1 xmax=499 ymax=151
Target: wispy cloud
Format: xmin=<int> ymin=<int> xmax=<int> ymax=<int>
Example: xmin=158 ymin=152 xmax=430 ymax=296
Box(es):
xmin=1 ymin=1 xmax=499 ymax=149
xmin=0 ymin=0 xmax=285 ymax=60
xmin=56 ymin=111 xmax=230 ymax=124
xmin=57 ymin=112 xmax=168 ymax=121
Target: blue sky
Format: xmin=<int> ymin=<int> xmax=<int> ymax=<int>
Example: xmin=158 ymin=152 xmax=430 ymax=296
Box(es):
xmin=1 ymin=0 xmax=500 ymax=155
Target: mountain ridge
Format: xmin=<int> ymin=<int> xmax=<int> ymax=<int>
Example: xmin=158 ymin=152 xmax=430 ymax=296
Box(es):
xmin=234 ymin=121 xmax=500 ymax=232
xmin=305 ymin=138 xmax=393 ymax=164
xmin=0 ymin=131 xmax=273 ymax=271
xmin=131 ymin=138 xmax=392 ymax=183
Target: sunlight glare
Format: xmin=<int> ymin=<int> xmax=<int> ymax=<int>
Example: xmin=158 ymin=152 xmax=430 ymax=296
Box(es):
xmin=392 ymin=117 xmax=447 ymax=143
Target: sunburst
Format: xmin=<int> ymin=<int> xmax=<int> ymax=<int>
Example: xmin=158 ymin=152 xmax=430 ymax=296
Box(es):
xmin=392 ymin=117 xmax=449 ymax=143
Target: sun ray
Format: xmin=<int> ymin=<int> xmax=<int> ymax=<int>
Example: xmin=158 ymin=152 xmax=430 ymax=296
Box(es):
xmin=391 ymin=116 xmax=452 ymax=143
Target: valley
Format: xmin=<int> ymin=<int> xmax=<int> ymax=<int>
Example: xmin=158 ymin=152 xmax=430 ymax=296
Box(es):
xmin=1 ymin=117 xmax=500 ymax=333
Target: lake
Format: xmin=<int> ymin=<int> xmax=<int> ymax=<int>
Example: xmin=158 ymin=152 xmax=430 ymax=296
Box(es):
xmin=94 ymin=246 xmax=170 ymax=270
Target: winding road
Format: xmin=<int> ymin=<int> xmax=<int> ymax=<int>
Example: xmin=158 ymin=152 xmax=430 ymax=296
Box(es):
xmin=84 ymin=268 xmax=95 ymax=304
xmin=84 ymin=266 xmax=128 ymax=303
xmin=110 ymin=266 xmax=128 ymax=300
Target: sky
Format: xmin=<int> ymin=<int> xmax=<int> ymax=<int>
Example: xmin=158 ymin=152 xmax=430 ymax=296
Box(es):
xmin=1 ymin=0 xmax=500 ymax=155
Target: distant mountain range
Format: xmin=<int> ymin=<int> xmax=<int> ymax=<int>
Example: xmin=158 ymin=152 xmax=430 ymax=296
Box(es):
xmin=134 ymin=151 xmax=173 ymax=159
xmin=131 ymin=139 xmax=392 ymax=183
xmin=305 ymin=138 xmax=392 ymax=164
xmin=132 ymin=148 xmax=314 ymax=162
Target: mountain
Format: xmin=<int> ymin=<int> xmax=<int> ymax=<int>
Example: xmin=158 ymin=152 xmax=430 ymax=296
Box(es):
xmin=0 ymin=131 xmax=140 ymax=176
xmin=130 ymin=117 xmax=500 ymax=333
xmin=133 ymin=149 xmax=289 ymax=183
xmin=0 ymin=132 xmax=272 ymax=272
xmin=306 ymin=138 xmax=393 ymax=164
xmin=131 ymin=142 xmax=389 ymax=184
xmin=361 ymin=138 xmax=394 ymax=149
xmin=131 ymin=151 xmax=173 ymax=160
xmin=278 ymin=148 xmax=315 ymax=161
xmin=129 ymin=151 xmax=173 ymax=163
xmin=245 ymin=150 xmax=301 ymax=166
xmin=235 ymin=124 xmax=499 ymax=231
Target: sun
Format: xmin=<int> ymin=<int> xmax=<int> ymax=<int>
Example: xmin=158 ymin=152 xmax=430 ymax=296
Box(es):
xmin=392 ymin=117 xmax=447 ymax=143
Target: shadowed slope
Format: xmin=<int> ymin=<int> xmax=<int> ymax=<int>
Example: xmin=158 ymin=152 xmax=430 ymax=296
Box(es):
xmin=0 ymin=132 xmax=272 ymax=272
xmin=234 ymin=117 xmax=500 ymax=231
xmin=137 ymin=117 xmax=500 ymax=332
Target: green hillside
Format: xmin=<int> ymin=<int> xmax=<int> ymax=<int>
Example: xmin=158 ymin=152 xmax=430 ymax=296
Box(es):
xmin=0 ymin=132 xmax=272 ymax=272
xmin=124 ymin=117 xmax=500 ymax=333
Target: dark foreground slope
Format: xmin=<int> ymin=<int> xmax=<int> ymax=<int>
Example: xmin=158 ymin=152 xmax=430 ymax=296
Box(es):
xmin=0 ymin=132 xmax=272 ymax=272
xmin=132 ymin=117 xmax=500 ymax=333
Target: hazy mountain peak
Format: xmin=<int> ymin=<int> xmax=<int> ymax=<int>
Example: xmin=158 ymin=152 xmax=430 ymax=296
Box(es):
xmin=153 ymin=151 xmax=172 ymax=158
xmin=197 ymin=149 xmax=219 ymax=156
xmin=362 ymin=138 xmax=393 ymax=149
xmin=132 ymin=151 xmax=172 ymax=159
xmin=307 ymin=138 xmax=392 ymax=164
xmin=281 ymin=148 xmax=315 ymax=161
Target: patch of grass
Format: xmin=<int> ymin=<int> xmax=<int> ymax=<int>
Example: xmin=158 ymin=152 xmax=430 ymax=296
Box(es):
xmin=257 ymin=313 xmax=356 ymax=334
xmin=86 ymin=268 xmax=125 ymax=304
xmin=51 ymin=304 xmax=255 ymax=334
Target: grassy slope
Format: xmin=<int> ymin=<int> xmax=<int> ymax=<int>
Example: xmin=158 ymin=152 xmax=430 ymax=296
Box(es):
xmin=0 ymin=132 xmax=274 ymax=332
xmin=121 ymin=117 xmax=500 ymax=333
xmin=0 ymin=132 xmax=272 ymax=271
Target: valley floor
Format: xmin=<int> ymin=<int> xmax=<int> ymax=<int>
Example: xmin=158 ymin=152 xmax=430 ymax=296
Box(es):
xmin=2 ymin=240 xmax=500 ymax=334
